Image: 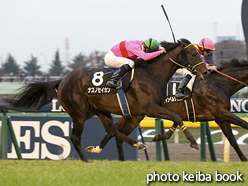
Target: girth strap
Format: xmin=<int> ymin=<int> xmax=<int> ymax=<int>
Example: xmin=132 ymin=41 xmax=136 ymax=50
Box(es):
xmin=184 ymin=98 xmax=196 ymax=122
xmin=116 ymin=86 xmax=132 ymax=117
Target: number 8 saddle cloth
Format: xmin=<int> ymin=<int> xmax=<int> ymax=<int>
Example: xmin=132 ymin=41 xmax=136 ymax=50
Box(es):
xmin=87 ymin=67 xmax=134 ymax=95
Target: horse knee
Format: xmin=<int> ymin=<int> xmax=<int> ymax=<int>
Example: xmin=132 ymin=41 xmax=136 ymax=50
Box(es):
xmin=175 ymin=118 xmax=183 ymax=125
xmin=107 ymin=129 xmax=118 ymax=137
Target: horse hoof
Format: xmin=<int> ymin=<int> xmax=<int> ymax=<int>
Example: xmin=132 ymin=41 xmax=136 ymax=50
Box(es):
xmin=138 ymin=143 xmax=148 ymax=150
xmin=133 ymin=142 xmax=148 ymax=150
xmin=85 ymin=146 xmax=94 ymax=152
xmin=152 ymin=134 xmax=161 ymax=141
xmin=190 ymin=143 xmax=199 ymax=150
xmin=85 ymin=146 xmax=102 ymax=153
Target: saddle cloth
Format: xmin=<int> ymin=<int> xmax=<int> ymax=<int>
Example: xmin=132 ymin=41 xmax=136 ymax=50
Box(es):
xmin=165 ymin=81 xmax=196 ymax=122
xmin=87 ymin=67 xmax=134 ymax=95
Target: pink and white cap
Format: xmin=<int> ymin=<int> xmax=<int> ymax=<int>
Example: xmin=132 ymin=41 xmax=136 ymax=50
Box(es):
xmin=198 ymin=38 xmax=215 ymax=50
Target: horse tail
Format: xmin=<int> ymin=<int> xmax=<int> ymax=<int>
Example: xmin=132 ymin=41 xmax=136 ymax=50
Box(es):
xmin=4 ymin=79 xmax=62 ymax=110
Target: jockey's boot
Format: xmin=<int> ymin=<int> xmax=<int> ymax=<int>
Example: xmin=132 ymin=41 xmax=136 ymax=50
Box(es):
xmin=175 ymin=74 xmax=192 ymax=100
xmin=106 ymin=64 xmax=132 ymax=88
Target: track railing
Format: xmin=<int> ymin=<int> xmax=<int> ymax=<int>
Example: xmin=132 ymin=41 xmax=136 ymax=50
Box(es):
xmin=1 ymin=109 xmax=22 ymax=159
xmin=154 ymin=119 xmax=220 ymax=162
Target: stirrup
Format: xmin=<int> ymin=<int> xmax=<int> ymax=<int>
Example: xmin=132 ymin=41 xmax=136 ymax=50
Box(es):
xmin=175 ymin=92 xmax=189 ymax=100
xmin=106 ymin=80 xmax=121 ymax=88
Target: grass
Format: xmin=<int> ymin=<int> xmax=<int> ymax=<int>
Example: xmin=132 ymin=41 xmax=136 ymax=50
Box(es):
xmin=0 ymin=82 xmax=25 ymax=95
xmin=0 ymin=160 xmax=247 ymax=186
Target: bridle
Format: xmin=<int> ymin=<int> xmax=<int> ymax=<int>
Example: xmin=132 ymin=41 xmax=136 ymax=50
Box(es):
xmin=167 ymin=43 xmax=205 ymax=73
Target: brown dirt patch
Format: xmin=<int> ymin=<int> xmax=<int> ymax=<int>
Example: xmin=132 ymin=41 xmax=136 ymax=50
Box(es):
xmin=138 ymin=143 xmax=248 ymax=162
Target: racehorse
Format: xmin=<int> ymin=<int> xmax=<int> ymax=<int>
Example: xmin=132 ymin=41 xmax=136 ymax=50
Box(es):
xmin=88 ymin=58 xmax=248 ymax=161
xmin=3 ymin=38 xmax=209 ymax=162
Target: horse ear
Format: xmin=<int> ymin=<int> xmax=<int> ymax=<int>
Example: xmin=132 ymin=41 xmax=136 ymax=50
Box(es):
xmin=177 ymin=40 xmax=181 ymax=44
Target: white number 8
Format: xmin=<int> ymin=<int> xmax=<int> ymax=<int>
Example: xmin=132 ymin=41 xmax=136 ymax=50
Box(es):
xmin=92 ymin=71 xmax=104 ymax=86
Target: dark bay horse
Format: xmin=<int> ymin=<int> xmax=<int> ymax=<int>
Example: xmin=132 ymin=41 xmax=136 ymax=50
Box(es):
xmin=3 ymin=38 xmax=209 ymax=162
xmin=89 ymin=59 xmax=248 ymax=161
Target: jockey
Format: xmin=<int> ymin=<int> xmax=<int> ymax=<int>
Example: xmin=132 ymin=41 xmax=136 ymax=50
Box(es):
xmin=175 ymin=38 xmax=217 ymax=99
xmin=105 ymin=38 xmax=166 ymax=88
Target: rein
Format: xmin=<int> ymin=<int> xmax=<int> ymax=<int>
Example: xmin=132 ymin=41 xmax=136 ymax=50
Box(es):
xmin=167 ymin=43 xmax=204 ymax=72
xmin=169 ymin=57 xmax=204 ymax=71
xmin=215 ymin=70 xmax=248 ymax=87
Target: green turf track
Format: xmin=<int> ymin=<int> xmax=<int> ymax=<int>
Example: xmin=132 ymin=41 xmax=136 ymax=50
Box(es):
xmin=0 ymin=160 xmax=247 ymax=186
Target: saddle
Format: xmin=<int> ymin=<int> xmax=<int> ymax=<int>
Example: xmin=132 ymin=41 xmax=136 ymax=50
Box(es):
xmin=165 ymin=81 xmax=196 ymax=122
xmin=87 ymin=67 xmax=134 ymax=95
xmin=88 ymin=67 xmax=134 ymax=117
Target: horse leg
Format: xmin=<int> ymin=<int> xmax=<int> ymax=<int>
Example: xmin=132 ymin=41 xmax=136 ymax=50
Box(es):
xmin=153 ymin=122 xmax=198 ymax=150
xmin=86 ymin=115 xmax=145 ymax=161
xmin=106 ymin=116 xmax=133 ymax=161
xmin=160 ymin=122 xmax=178 ymax=139
xmin=217 ymin=121 xmax=247 ymax=161
xmin=100 ymin=116 xmax=128 ymax=150
xmin=85 ymin=132 xmax=113 ymax=153
xmin=85 ymin=113 xmax=125 ymax=153
xmin=70 ymin=117 xmax=88 ymax=162
xmin=98 ymin=113 xmax=147 ymax=150
xmin=146 ymin=104 xmax=198 ymax=150
xmin=179 ymin=122 xmax=199 ymax=150
xmin=219 ymin=111 xmax=248 ymax=130
xmin=85 ymin=113 xmax=123 ymax=153
xmin=114 ymin=116 xmax=145 ymax=161
xmin=66 ymin=105 xmax=89 ymax=161
xmin=86 ymin=112 xmax=147 ymax=153
xmin=57 ymin=81 xmax=90 ymax=162
xmin=214 ymin=110 xmax=248 ymax=161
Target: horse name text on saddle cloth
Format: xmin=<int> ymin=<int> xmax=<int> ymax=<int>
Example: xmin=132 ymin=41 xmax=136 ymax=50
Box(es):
xmin=88 ymin=87 xmax=111 ymax=94
xmin=87 ymin=71 xmax=111 ymax=94
xmin=164 ymin=96 xmax=182 ymax=103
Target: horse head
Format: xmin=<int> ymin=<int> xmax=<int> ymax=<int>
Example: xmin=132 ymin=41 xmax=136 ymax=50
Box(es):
xmin=178 ymin=39 xmax=210 ymax=79
xmin=161 ymin=39 xmax=210 ymax=80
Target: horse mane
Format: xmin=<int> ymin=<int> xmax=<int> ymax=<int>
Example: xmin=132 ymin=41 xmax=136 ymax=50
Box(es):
xmin=134 ymin=38 xmax=191 ymax=68
xmin=160 ymin=41 xmax=179 ymax=52
xmin=160 ymin=38 xmax=191 ymax=51
xmin=134 ymin=55 xmax=164 ymax=68
xmin=217 ymin=59 xmax=248 ymax=71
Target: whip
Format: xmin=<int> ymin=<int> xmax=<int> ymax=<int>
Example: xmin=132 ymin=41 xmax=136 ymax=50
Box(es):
xmin=161 ymin=5 xmax=176 ymax=43
xmin=215 ymin=70 xmax=248 ymax=87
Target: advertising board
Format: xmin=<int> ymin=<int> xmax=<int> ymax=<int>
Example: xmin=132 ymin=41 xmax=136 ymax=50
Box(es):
xmin=1 ymin=117 xmax=138 ymax=160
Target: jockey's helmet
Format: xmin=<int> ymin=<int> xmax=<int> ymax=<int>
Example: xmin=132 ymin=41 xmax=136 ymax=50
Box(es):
xmin=198 ymin=38 xmax=215 ymax=50
xmin=143 ymin=38 xmax=160 ymax=52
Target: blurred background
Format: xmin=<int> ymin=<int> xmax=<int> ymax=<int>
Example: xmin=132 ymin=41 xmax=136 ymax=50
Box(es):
xmin=0 ymin=0 xmax=247 ymax=97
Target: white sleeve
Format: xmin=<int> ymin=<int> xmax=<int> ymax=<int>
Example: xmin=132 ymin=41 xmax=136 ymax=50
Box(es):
xmin=176 ymin=68 xmax=192 ymax=76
